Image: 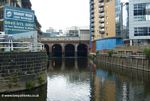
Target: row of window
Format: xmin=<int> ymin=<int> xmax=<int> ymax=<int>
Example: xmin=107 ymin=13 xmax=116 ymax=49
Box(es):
xmin=134 ymin=27 xmax=150 ymax=36
xmin=134 ymin=3 xmax=150 ymax=21
xmin=134 ymin=15 xmax=150 ymax=21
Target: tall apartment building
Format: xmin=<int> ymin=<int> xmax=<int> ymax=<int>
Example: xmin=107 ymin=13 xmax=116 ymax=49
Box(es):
xmin=0 ymin=0 xmax=41 ymax=35
xmin=90 ymin=0 xmax=125 ymax=52
xmin=129 ymin=0 xmax=150 ymax=45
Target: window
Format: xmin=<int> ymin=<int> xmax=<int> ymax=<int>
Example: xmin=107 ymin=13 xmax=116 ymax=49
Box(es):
xmin=134 ymin=27 xmax=150 ymax=36
xmin=134 ymin=3 xmax=150 ymax=21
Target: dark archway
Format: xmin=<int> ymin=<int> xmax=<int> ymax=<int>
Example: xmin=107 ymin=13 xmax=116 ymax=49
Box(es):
xmin=44 ymin=44 xmax=50 ymax=59
xmin=52 ymin=44 xmax=62 ymax=57
xmin=77 ymin=58 xmax=88 ymax=70
xmin=77 ymin=44 xmax=88 ymax=57
xmin=65 ymin=58 xmax=75 ymax=70
xmin=65 ymin=44 xmax=75 ymax=57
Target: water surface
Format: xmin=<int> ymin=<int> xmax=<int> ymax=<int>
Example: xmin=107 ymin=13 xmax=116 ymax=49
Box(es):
xmin=0 ymin=58 xmax=150 ymax=101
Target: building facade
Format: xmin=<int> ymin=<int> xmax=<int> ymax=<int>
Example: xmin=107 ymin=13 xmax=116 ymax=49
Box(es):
xmin=129 ymin=0 xmax=150 ymax=45
xmin=90 ymin=0 xmax=125 ymax=52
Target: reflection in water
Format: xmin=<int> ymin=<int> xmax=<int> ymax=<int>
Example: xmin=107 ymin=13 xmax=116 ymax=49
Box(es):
xmin=47 ymin=58 xmax=150 ymax=101
xmin=65 ymin=58 xmax=75 ymax=70
xmin=94 ymin=63 xmax=150 ymax=101
xmin=47 ymin=58 xmax=90 ymax=101
xmin=0 ymin=59 xmax=150 ymax=101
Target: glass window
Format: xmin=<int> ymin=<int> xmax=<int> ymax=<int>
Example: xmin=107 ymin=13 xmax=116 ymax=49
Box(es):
xmin=134 ymin=27 xmax=150 ymax=36
xmin=134 ymin=3 xmax=150 ymax=21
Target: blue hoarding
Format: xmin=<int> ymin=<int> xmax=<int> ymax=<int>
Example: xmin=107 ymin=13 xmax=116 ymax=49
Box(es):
xmin=4 ymin=6 xmax=35 ymax=34
xmin=96 ymin=38 xmax=123 ymax=51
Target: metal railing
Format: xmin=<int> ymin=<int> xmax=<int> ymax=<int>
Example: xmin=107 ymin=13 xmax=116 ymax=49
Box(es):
xmin=0 ymin=41 xmax=45 ymax=52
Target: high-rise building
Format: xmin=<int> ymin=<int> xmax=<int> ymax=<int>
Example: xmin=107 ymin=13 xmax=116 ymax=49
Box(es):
xmin=90 ymin=0 xmax=126 ymax=52
xmin=129 ymin=0 xmax=150 ymax=45
xmin=0 ymin=0 xmax=41 ymax=35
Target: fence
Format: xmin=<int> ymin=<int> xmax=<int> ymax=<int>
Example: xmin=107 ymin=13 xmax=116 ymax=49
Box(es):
xmin=0 ymin=41 xmax=44 ymax=52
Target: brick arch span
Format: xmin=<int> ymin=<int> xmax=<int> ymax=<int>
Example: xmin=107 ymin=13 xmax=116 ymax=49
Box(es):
xmin=77 ymin=43 xmax=88 ymax=57
xmin=64 ymin=44 xmax=75 ymax=57
xmin=52 ymin=44 xmax=62 ymax=57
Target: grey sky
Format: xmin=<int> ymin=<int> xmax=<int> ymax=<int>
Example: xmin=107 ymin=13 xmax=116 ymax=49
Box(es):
xmin=31 ymin=0 xmax=89 ymax=32
xmin=31 ymin=0 xmax=128 ymax=32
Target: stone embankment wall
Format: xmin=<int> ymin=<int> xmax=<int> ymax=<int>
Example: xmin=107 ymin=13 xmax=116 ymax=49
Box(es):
xmin=0 ymin=52 xmax=48 ymax=93
xmin=96 ymin=55 xmax=150 ymax=72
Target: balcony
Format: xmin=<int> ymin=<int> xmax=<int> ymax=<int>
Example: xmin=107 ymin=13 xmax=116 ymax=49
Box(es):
xmin=99 ymin=28 xmax=105 ymax=32
xmin=90 ymin=1 xmax=94 ymax=6
xmin=91 ymin=28 xmax=95 ymax=32
xmin=99 ymin=3 xmax=104 ymax=8
xmin=99 ymin=18 xmax=104 ymax=23
xmin=91 ymin=14 xmax=94 ymax=19
xmin=99 ymin=8 xmax=104 ymax=13
xmin=90 ymin=4 xmax=94 ymax=9
xmin=99 ymin=13 xmax=104 ymax=18
xmin=91 ymin=10 xmax=94 ymax=14
xmin=99 ymin=30 xmax=105 ymax=34
xmin=91 ymin=23 xmax=94 ymax=28
xmin=91 ymin=18 xmax=94 ymax=23
xmin=99 ymin=0 xmax=104 ymax=3
xmin=99 ymin=24 xmax=105 ymax=28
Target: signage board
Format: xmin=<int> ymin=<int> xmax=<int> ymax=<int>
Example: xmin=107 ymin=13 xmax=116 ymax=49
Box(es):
xmin=4 ymin=6 xmax=35 ymax=34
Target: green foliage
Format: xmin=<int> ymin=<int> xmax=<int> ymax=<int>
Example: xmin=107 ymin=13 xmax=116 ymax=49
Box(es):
xmin=38 ymin=75 xmax=45 ymax=85
xmin=88 ymin=53 xmax=96 ymax=60
xmin=107 ymin=50 xmax=113 ymax=57
xmin=143 ymin=48 xmax=150 ymax=59
xmin=96 ymin=51 xmax=100 ymax=55
xmin=26 ymin=81 xmax=35 ymax=89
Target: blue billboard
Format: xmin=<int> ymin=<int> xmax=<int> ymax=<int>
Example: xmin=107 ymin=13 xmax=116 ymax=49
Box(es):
xmin=4 ymin=6 xmax=35 ymax=34
xmin=96 ymin=38 xmax=123 ymax=51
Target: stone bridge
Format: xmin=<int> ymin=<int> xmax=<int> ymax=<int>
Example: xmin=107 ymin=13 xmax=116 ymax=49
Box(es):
xmin=41 ymin=37 xmax=89 ymax=57
xmin=41 ymin=34 xmax=90 ymax=58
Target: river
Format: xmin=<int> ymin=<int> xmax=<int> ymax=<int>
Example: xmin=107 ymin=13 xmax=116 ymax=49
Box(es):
xmin=0 ymin=58 xmax=150 ymax=101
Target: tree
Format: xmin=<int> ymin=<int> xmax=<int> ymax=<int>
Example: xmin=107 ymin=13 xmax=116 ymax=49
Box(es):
xmin=143 ymin=48 xmax=150 ymax=59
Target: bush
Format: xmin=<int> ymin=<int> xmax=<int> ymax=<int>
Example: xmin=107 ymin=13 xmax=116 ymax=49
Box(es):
xmin=26 ymin=81 xmax=35 ymax=89
xmin=143 ymin=48 xmax=150 ymax=59
xmin=38 ymin=75 xmax=45 ymax=85
xmin=107 ymin=50 xmax=113 ymax=57
xmin=96 ymin=51 xmax=99 ymax=55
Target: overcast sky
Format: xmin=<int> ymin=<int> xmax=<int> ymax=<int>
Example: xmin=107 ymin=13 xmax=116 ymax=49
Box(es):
xmin=31 ymin=0 xmax=128 ymax=32
xmin=31 ymin=0 xmax=89 ymax=32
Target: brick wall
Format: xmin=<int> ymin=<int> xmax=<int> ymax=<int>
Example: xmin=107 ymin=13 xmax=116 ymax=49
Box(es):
xmin=0 ymin=52 xmax=48 ymax=93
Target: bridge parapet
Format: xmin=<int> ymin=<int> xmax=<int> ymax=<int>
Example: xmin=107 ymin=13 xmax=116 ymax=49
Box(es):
xmin=41 ymin=36 xmax=81 ymax=41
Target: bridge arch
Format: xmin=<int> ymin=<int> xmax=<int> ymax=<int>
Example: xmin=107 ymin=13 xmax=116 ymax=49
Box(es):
xmin=52 ymin=44 xmax=62 ymax=57
xmin=77 ymin=44 xmax=88 ymax=57
xmin=65 ymin=44 xmax=75 ymax=57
